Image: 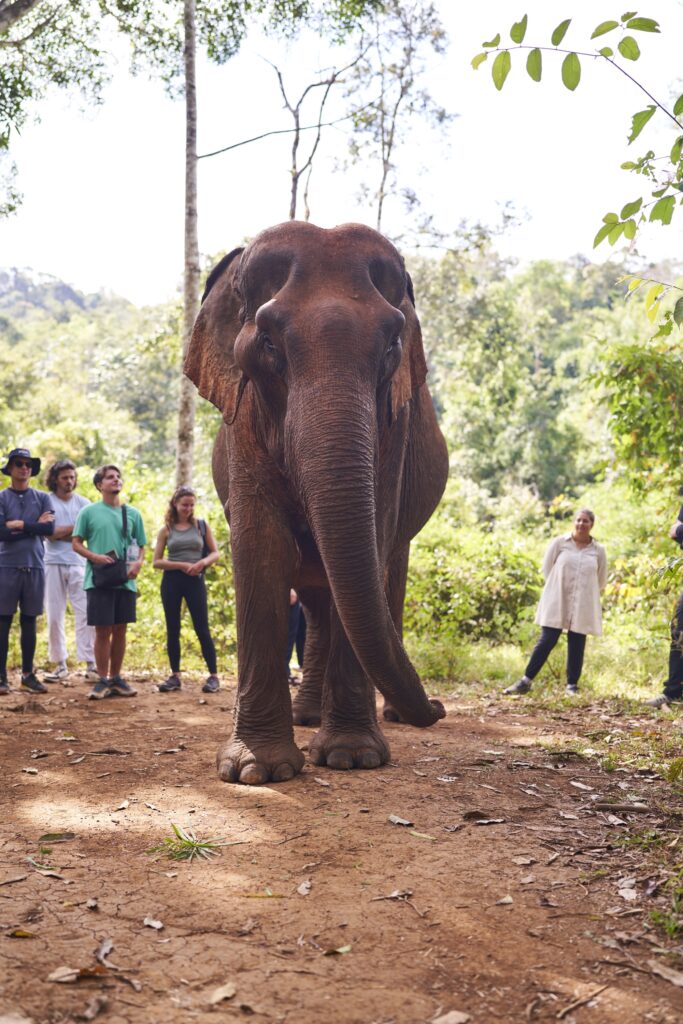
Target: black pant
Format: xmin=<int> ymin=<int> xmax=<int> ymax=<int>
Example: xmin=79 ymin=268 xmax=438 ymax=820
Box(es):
xmin=664 ymin=593 xmax=683 ymax=699
xmin=0 ymin=613 xmax=37 ymax=675
xmin=160 ymin=571 xmax=217 ymax=675
xmin=525 ymin=627 xmax=587 ymax=689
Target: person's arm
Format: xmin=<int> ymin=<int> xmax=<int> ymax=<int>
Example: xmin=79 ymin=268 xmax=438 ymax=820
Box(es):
xmin=52 ymin=523 xmax=74 ymax=541
xmin=669 ymin=520 xmax=683 ymax=541
xmin=540 ymin=538 xmax=560 ymax=580
xmin=597 ymin=545 xmax=608 ymax=591
xmin=152 ymin=526 xmax=193 ymax=572
xmin=72 ymin=536 xmax=115 ymax=565
xmin=127 ymin=546 xmax=145 ymax=579
xmin=186 ymin=520 xmax=221 ymax=575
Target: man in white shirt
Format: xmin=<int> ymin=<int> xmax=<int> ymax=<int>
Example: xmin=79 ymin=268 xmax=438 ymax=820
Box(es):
xmin=43 ymin=460 xmax=97 ymax=682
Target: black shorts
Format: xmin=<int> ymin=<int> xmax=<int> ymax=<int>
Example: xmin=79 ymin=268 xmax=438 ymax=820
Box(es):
xmin=0 ymin=567 xmax=45 ymax=616
xmin=86 ymin=587 xmax=137 ymax=626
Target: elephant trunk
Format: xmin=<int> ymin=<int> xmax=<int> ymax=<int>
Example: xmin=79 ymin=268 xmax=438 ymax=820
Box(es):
xmin=288 ymin=381 xmax=442 ymax=727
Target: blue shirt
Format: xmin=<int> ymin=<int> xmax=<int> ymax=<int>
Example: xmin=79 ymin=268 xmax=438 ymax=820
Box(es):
xmin=0 ymin=487 xmax=55 ymax=568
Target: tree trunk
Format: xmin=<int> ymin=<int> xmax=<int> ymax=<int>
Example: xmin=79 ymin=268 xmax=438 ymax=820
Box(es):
xmin=176 ymin=0 xmax=199 ymax=487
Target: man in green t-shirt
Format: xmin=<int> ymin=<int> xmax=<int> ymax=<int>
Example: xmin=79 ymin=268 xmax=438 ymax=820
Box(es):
xmin=72 ymin=464 xmax=146 ymax=699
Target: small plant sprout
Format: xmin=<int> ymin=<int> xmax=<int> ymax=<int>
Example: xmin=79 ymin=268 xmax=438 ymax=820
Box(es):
xmin=146 ymin=823 xmax=235 ymax=862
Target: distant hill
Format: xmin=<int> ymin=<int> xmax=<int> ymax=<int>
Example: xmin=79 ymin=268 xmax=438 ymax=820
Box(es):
xmin=0 ymin=267 xmax=132 ymax=321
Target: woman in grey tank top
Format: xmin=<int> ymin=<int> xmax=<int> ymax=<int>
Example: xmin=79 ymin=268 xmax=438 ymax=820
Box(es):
xmin=153 ymin=486 xmax=221 ymax=693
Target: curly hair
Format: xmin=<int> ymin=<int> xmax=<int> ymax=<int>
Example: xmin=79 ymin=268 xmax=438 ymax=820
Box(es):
xmin=46 ymin=459 xmax=77 ymax=493
xmin=164 ymin=486 xmax=197 ymax=529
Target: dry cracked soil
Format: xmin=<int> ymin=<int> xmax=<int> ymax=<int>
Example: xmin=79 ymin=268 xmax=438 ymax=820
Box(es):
xmin=1 ymin=671 xmax=683 ymax=1024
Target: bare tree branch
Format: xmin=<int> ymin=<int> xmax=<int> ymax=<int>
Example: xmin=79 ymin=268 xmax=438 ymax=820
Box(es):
xmin=0 ymin=0 xmax=42 ymax=35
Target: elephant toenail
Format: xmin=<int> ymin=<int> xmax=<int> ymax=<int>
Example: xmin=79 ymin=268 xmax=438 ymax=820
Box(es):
xmin=218 ymin=761 xmax=238 ymax=783
xmin=358 ymin=750 xmax=382 ymax=769
xmin=327 ymin=750 xmax=354 ymax=770
xmin=240 ymin=764 xmax=268 ymax=785
xmin=272 ymin=763 xmax=296 ymax=782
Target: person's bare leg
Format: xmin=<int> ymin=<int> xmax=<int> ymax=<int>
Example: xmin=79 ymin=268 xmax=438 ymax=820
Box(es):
xmin=94 ymin=626 xmax=112 ymax=678
xmin=109 ymin=624 xmax=127 ymax=678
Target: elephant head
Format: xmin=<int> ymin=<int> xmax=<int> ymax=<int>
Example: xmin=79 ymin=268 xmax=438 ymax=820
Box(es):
xmin=185 ymin=221 xmax=444 ymax=729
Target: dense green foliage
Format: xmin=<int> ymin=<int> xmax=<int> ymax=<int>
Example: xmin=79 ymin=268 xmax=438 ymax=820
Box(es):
xmin=1 ymin=243 xmax=682 ymax=697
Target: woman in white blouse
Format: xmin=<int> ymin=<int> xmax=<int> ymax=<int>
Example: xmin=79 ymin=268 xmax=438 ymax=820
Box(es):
xmin=504 ymin=508 xmax=607 ymax=697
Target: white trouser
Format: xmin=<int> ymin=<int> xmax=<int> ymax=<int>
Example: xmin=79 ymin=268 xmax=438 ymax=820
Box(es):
xmin=45 ymin=564 xmax=95 ymax=665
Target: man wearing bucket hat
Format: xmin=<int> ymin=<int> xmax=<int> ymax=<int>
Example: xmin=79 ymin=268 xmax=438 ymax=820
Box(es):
xmin=0 ymin=448 xmax=55 ymax=695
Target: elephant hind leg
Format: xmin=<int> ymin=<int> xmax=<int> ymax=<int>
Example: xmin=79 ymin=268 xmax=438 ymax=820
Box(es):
xmin=381 ymin=543 xmax=410 ymax=724
xmin=292 ymin=587 xmax=329 ymax=727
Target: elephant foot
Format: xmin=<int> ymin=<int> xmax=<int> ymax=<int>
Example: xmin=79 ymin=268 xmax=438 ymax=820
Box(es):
xmin=292 ymin=692 xmax=322 ymax=727
xmin=382 ymin=701 xmax=402 ymax=723
xmin=216 ymin=735 xmax=305 ymax=786
xmin=309 ymin=725 xmax=390 ymax=771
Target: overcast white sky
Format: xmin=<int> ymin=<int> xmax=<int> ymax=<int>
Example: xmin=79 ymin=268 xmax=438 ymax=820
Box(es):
xmin=1 ymin=0 xmax=682 ymax=305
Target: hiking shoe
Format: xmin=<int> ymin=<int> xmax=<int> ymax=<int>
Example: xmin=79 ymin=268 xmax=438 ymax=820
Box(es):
xmin=503 ymin=677 xmax=532 ymax=696
xmin=645 ymin=693 xmax=681 ymax=709
xmin=159 ymin=675 xmax=181 ymax=692
xmin=565 ymin=685 xmax=579 ymax=696
xmin=88 ymin=678 xmax=111 ymax=700
xmin=108 ymin=676 xmax=137 ymax=697
xmin=20 ymin=673 xmax=48 ymax=694
xmin=84 ymin=665 xmax=101 ymax=683
xmin=44 ymin=664 xmax=69 ymax=682
xmin=202 ymin=675 xmax=220 ymax=693
xmin=0 ymin=676 xmax=10 ymax=696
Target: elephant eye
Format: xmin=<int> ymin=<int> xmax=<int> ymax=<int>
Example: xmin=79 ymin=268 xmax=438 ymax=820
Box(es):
xmin=386 ymin=336 xmax=402 ymax=356
xmin=261 ymin=333 xmax=276 ymax=354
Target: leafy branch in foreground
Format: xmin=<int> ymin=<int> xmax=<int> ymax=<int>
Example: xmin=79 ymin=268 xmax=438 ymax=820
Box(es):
xmin=471 ymin=11 xmax=683 ymax=259
xmin=146 ymin=823 xmax=234 ymax=862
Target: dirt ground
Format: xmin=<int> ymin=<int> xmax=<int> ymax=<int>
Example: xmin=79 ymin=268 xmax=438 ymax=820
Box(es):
xmin=2 ymin=671 xmax=683 ymax=1024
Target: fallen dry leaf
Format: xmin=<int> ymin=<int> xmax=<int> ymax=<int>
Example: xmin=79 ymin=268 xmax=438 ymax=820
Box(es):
xmin=75 ymin=995 xmax=108 ymax=1021
xmin=388 ymin=814 xmax=413 ymax=827
xmin=7 ymin=928 xmax=37 ymax=939
xmin=208 ymin=982 xmax=237 ymax=1004
xmin=520 ymin=875 xmax=536 ymax=885
xmin=569 ymin=780 xmax=593 ymax=791
xmin=511 ymin=857 xmax=536 ymax=866
xmin=433 ymin=1012 xmax=471 ymax=1024
xmin=410 ymin=830 xmax=437 ymax=841
xmin=647 ymin=959 xmax=683 ymax=987
xmin=496 ymin=895 xmax=514 ymax=906
xmin=0 ymin=875 xmax=28 ymax=887
xmin=474 ymin=818 xmax=506 ymax=826
xmin=38 ymin=832 xmax=76 ymax=844
xmin=143 ymin=917 xmax=164 ymax=930
xmin=296 ymin=880 xmax=312 ymax=896
xmin=112 ymin=800 xmax=129 ymax=812
xmin=313 ymin=777 xmax=331 ymax=787
xmin=323 ymin=944 xmax=352 ymax=956
xmin=21 ymin=767 xmax=38 ymax=775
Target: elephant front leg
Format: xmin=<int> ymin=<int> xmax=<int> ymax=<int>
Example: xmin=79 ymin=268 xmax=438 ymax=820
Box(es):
xmin=291 ymin=587 xmax=330 ymax=727
xmin=309 ymin=608 xmax=390 ymax=771
xmin=381 ymin=544 xmax=409 ymax=723
xmin=217 ymin=513 xmax=304 ymax=786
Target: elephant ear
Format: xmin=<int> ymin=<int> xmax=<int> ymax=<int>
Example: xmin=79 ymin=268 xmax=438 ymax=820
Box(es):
xmin=390 ymin=272 xmax=428 ymax=422
xmin=184 ymin=247 xmax=245 ymax=423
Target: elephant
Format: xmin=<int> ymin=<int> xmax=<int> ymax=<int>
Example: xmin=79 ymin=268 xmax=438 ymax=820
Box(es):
xmin=185 ymin=221 xmax=448 ymax=786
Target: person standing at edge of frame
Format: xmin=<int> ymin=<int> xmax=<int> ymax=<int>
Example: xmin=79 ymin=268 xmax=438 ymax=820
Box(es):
xmin=503 ymin=508 xmax=607 ymax=698
xmin=644 ymin=504 xmax=683 ymax=709
xmin=43 ymin=459 xmax=97 ymax=684
xmin=72 ymin=464 xmax=146 ymax=700
xmin=0 ymin=447 xmax=55 ymax=695
xmin=153 ymin=485 xmax=221 ymax=694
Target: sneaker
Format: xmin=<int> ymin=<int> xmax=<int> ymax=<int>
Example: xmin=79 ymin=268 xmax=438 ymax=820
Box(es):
xmin=158 ymin=675 xmax=181 ymax=692
xmin=20 ymin=673 xmax=48 ymax=694
xmin=566 ymin=685 xmax=579 ymax=696
xmin=84 ymin=665 xmax=101 ymax=683
xmin=202 ymin=675 xmax=220 ymax=694
xmin=108 ymin=676 xmax=137 ymax=697
xmin=44 ymin=664 xmax=69 ymax=682
xmin=645 ymin=693 xmax=682 ymax=709
xmin=88 ymin=678 xmax=111 ymax=700
xmin=503 ymin=677 xmax=532 ymax=696
xmin=0 ymin=675 xmax=10 ymax=696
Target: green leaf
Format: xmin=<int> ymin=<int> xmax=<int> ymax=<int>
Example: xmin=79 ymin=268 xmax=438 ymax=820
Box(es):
xmin=620 ymin=198 xmax=642 ymax=218
xmin=673 ymin=296 xmax=683 ymax=328
xmin=674 ymin=94 xmax=683 ymax=117
xmin=483 ymin=34 xmax=501 ymax=48
xmin=645 ymin=283 xmax=665 ymax=309
xmin=618 ymin=36 xmax=641 ymax=60
xmin=510 ymin=15 xmax=527 ymax=44
xmin=526 ymin=47 xmax=542 ymax=82
xmin=625 ymin=17 xmax=660 ymax=32
xmin=650 ymin=195 xmax=675 ymax=225
xmin=626 ymin=277 xmax=643 ymax=292
xmin=593 ymin=223 xmax=612 ymax=247
xmin=603 ymin=212 xmax=619 ymax=223
xmin=623 ymin=218 xmax=637 ymax=239
xmin=591 ymin=20 xmax=619 ymax=38
xmin=472 ymin=52 xmax=488 ymax=70
xmin=671 ymin=136 xmax=683 ymax=164
xmin=628 ymin=105 xmax=656 ymax=143
xmin=551 ymin=19 xmax=571 ymax=45
xmin=620 ymin=11 xmax=637 ymax=21
xmin=561 ymin=52 xmax=581 ymax=90
xmin=608 ymin=222 xmax=625 ymax=245
xmin=492 ymin=50 xmax=511 ymax=91
xmin=599 ymin=46 xmax=614 ymax=57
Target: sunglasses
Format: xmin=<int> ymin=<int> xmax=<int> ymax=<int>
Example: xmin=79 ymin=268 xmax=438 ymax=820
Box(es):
xmin=12 ymin=460 xmax=32 ymax=469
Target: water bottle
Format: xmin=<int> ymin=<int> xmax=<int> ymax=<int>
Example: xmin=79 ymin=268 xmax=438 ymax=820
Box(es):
xmin=126 ymin=538 xmax=140 ymax=566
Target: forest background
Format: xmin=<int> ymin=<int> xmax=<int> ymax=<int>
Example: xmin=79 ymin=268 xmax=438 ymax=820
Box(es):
xmin=2 ymin=0 xmax=683 ymax=703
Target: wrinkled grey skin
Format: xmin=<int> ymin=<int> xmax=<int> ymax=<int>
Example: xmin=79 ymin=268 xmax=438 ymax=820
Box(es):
xmin=185 ymin=221 xmax=448 ymax=786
